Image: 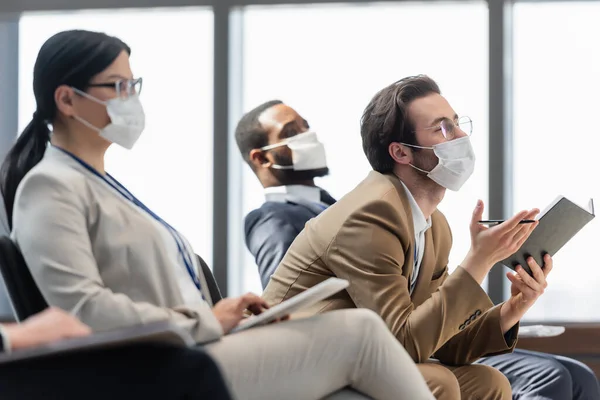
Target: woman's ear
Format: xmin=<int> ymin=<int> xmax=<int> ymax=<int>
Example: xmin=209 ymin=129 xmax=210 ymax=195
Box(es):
xmin=54 ymin=85 xmax=77 ymax=117
xmin=389 ymin=142 xmax=412 ymax=165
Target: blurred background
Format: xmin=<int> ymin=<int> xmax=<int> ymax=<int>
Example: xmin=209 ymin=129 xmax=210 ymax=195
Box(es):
xmin=1 ymin=0 xmax=599 ymax=371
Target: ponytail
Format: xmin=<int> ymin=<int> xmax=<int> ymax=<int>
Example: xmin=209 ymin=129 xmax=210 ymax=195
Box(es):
xmin=0 ymin=29 xmax=131 ymax=230
xmin=0 ymin=114 xmax=51 ymax=230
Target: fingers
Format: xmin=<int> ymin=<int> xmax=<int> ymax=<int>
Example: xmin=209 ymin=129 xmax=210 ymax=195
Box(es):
xmin=508 ymin=223 xmax=530 ymax=244
xmin=247 ymin=303 xmax=266 ymax=316
xmin=240 ymin=293 xmax=269 ymax=313
xmin=528 ymin=257 xmax=547 ymax=289
xmin=508 ymin=219 xmax=538 ymax=248
xmin=507 ymin=271 xmax=536 ymax=298
xmin=470 ymin=200 xmax=485 ymax=232
xmin=65 ymin=314 xmax=92 ymax=336
xmin=515 ymin=263 xmax=543 ymax=292
xmin=494 ymin=210 xmax=529 ymax=233
xmin=471 ymin=200 xmax=484 ymax=223
xmin=69 ymin=323 xmax=93 ymax=336
xmin=496 ymin=208 xmax=539 ymax=251
xmin=240 ymin=293 xmax=268 ymax=307
xmin=513 ymin=221 xmax=539 ymax=250
xmin=542 ymin=254 xmax=553 ymax=278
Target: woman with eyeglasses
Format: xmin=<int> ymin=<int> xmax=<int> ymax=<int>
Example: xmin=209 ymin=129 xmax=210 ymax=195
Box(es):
xmin=0 ymin=30 xmax=433 ymax=400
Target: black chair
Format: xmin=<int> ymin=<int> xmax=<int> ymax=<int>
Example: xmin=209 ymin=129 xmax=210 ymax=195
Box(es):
xmin=0 ymin=236 xmax=47 ymax=321
xmin=196 ymin=254 xmax=223 ymax=303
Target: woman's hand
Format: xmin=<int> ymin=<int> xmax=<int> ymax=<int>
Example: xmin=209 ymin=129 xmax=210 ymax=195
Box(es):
xmin=212 ymin=293 xmax=270 ymax=333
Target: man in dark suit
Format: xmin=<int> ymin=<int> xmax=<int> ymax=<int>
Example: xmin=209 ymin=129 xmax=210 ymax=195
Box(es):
xmin=235 ymin=101 xmax=335 ymax=288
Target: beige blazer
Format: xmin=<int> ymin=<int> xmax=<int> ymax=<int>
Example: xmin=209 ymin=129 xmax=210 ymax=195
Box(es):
xmin=263 ymin=171 xmax=518 ymax=365
xmin=11 ymin=146 xmax=223 ymax=344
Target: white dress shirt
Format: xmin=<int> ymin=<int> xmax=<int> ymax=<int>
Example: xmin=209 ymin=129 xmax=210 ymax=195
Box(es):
xmin=264 ymin=185 xmax=324 ymax=205
xmin=399 ymin=181 xmax=432 ymax=294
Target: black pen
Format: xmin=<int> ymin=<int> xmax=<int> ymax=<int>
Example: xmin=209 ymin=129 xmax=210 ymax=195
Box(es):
xmin=478 ymin=219 xmax=537 ymax=225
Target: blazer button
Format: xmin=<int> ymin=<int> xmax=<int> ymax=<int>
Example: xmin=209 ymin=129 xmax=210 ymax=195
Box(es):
xmin=475 ymin=310 xmax=482 ymax=316
xmin=465 ymin=319 xmax=471 ymax=326
xmin=459 ymin=324 xmax=465 ymax=331
xmin=469 ymin=315 xmax=476 ymax=322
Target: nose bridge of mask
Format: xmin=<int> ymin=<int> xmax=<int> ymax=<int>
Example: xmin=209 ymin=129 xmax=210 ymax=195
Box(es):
xmin=260 ymin=130 xmax=317 ymax=151
xmin=288 ymin=130 xmax=317 ymax=144
xmin=432 ymin=136 xmax=472 ymax=160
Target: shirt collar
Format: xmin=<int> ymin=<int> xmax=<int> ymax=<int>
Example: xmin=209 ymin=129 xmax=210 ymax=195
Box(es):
xmin=264 ymin=185 xmax=322 ymax=204
xmin=399 ymin=181 xmax=432 ymax=235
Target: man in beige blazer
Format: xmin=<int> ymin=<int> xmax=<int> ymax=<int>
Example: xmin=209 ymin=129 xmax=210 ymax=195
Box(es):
xmin=263 ymin=75 xmax=555 ymax=399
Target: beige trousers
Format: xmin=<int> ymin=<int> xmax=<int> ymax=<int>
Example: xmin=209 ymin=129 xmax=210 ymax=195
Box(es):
xmin=418 ymin=361 xmax=512 ymax=400
xmin=206 ymin=309 xmax=433 ymax=400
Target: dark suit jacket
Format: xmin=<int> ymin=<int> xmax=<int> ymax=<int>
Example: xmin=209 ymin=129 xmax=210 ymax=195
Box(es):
xmin=263 ymin=171 xmax=518 ymax=365
xmin=244 ymin=187 xmax=335 ymax=289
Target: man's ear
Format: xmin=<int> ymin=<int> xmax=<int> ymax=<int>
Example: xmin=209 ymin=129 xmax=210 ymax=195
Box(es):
xmin=389 ymin=142 xmax=413 ymax=165
xmin=249 ymin=149 xmax=272 ymax=169
xmin=54 ymin=85 xmax=77 ymax=117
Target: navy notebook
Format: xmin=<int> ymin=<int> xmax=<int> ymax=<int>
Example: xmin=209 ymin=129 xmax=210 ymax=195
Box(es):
xmin=501 ymin=196 xmax=595 ymax=275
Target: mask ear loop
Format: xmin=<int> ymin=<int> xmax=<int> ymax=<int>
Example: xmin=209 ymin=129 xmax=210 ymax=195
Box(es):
xmin=260 ymin=141 xmax=287 ymax=151
xmin=397 ymin=142 xmax=435 ymax=174
xmin=259 ymin=130 xmax=317 ymax=151
xmin=409 ymin=163 xmax=431 ymax=174
xmin=255 ymin=143 xmax=295 ymax=170
xmin=70 ymin=88 xmax=108 ymax=133
xmin=398 ymin=142 xmax=434 ymax=150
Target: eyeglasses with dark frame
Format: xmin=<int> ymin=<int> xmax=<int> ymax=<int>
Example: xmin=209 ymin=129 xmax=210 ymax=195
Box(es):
xmin=87 ymin=77 xmax=143 ymax=98
xmin=417 ymin=116 xmax=473 ymax=140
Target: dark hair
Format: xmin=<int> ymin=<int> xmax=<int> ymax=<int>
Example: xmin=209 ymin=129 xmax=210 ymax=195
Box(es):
xmin=0 ymin=30 xmax=130 ymax=229
xmin=234 ymin=100 xmax=283 ymax=169
xmin=360 ymin=75 xmax=441 ymax=173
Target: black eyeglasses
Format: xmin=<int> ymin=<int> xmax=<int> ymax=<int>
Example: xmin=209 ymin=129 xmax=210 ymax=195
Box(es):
xmin=88 ymin=77 xmax=143 ymax=98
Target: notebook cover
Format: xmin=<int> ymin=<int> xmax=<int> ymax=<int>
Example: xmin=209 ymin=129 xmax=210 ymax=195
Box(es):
xmin=500 ymin=196 xmax=595 ymax=275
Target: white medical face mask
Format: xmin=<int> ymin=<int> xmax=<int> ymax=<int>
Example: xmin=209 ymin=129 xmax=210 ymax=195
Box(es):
xmin=400 ymin=136 xmax=476 ymax=191
xmin=260 ymin=131 xmax=328 ymax=171
xmin=72 ymin=88 xmax=146 ymax=150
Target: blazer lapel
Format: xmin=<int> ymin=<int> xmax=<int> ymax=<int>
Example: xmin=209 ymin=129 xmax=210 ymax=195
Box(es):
xmin=319 ymin=189 xmax=337 ymax=206
xmin=410 ymin=228 xmax=436 ymax=306
xmin=383 ymin=173 xmax=416 ymax=285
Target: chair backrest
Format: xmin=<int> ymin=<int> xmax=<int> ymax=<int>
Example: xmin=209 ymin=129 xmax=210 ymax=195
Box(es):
xmin=196 ymin=254 xmax=222 ymax=303
xmin=0 ymin=236 xmax=47 ymax=321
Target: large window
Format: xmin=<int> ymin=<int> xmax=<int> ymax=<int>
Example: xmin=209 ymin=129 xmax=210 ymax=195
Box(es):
xmin=18 ymin=8 xmax=215 ymax=264
xmin=237 ymin=2 xmax=489 ymax=294
xmin=513 ymin=2 xmax=600 ymax=322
